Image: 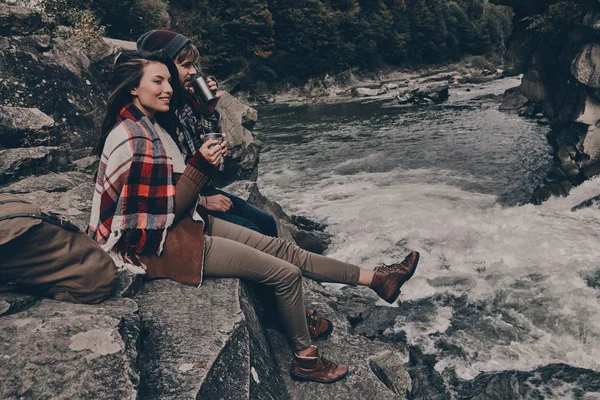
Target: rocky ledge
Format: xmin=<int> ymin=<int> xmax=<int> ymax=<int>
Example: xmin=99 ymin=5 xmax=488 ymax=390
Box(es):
xmin=491 ymin=0 xmax=600 ymax=202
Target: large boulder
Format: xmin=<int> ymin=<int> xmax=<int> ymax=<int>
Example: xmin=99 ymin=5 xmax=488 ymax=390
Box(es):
xmin=571 ymin=43 xmax=600 ymax=89
xmin=215 ymin=92 xmax=262 ymax=184
xmin=0 ymin=6 xmax=115 ymax=151
xmin=0 ymin=297 xmax=140 ymax=400
xmin=0 ymin=146 xmax=70 ymax=185
xmin=0 ymin=106 xmax=56 ymax=148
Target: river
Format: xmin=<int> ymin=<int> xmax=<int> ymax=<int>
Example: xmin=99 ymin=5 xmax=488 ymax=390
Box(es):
xmin=254 ymin=77 xmax=600 ymax=385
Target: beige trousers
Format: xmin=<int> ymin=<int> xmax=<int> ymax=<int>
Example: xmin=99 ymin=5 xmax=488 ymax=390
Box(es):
xmin=204 ymin=216 xmax=360 ymax=350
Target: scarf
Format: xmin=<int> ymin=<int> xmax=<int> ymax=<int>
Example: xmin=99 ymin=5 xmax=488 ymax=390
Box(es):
xmin=89 ymin=103 xmax=176 ymax=259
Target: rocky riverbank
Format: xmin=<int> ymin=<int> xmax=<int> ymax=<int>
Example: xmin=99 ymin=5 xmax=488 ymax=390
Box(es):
xmin=240 ymin=59 xmax=505 ymax=108
xmin=491 ymin=0 xmax=600 ymax=203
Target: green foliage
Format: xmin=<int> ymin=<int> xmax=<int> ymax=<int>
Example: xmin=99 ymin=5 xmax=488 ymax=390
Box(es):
xmin=42 ymin=0 xmax=515 ymax=89
xmin=522 ymin=0 xmax=589 ymax=34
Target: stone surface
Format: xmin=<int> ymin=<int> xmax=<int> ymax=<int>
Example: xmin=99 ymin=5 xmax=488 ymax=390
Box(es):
xmin=353 ymin=87 xmax=383 ymax=97
xmin=0 ymin=297 xmax=140 ymax=400
xmin=0 ymin=106 xmax=56 ymax=148
xmin=571 ymin=43 xmax=600 ymax=89
xmin=575 ymin=95 xmax=600 ymax=125
xmin=215 ymin=92 xmax=262 ymax=185
xmin=368 ymin=351 xmax=412 ymax=398
xmin=0 ymin=3 xmax=43 ymax=37
xmin=2 ymin=174 xmax=94 ymax=229
xmin=134 ymin=279 xmax=287 ymax=399
xmin=0 ymin=170 xmax=91 ymax=194
xmin=0 ymin=146 xmax=71 ymax=185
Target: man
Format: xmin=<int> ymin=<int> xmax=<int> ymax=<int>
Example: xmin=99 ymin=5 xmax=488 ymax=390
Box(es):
xmin=136 ymin=30 xmax=278 ymax=237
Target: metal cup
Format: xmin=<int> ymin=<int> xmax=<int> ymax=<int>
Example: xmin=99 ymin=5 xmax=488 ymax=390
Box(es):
xmin=192 ymin=76 xmax=216 ymax=104
xmin=203 ymin=133 xmax=224 ymax=171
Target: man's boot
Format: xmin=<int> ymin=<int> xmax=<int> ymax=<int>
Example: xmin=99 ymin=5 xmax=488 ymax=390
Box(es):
xmin=290 ymin=345 xmax=348 ymax=383
xmin=306 ymin=311 xmax=333 ymax=340
xmin=370 ymin=251 xmax=419 ymax=303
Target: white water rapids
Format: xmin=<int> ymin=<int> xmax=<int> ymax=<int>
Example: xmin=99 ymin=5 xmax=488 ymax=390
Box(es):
xmin=254 ymin=78 xmax=600 ymax=380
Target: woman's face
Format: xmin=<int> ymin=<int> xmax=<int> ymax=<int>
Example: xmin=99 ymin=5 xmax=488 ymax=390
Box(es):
xmin=131 ymin=61 xmax=173 ymax=119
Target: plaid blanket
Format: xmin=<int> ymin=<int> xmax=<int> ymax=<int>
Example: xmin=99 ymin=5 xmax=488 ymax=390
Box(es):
xmin=89 ymin=103 xmax=176 ymax=258
xmin=176 ymin=94 xmax=221 ymax=157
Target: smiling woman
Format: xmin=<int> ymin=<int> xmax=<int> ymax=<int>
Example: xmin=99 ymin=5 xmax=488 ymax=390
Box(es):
xmin=130 ymin=61 xmax=173 ymax=119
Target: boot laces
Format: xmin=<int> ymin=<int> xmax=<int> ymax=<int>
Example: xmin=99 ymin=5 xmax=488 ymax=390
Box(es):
xmin=319 ymin=354 xmax=338 ymax=370
xmin=378 ymin=262 xmax=400 ymax=273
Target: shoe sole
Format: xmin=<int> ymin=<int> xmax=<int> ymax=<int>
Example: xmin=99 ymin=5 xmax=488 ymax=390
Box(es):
xmin=311 ymin=319 xmax=334 ymax=341
xmin=290 ymin=370 xmax=349 ymax=384
xmin=385 ymin=251 xmax=420 ymax=304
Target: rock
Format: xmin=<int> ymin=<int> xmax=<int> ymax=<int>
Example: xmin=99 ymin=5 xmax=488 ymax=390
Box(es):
xmin=414 ymin=83 xmax=449 ymax=103
xmin=571 ymin=43 xmax=600 ymax=88
xmin=0 ymin=170 xmax=90 ymax=194
xmin=0 ymin=292 xmax=41 ymax=317
xmin=215 ymin=92 xmax=262 ymax=185
xmin=223 ymin=180 xmax=331 ymax=254
xmin=353 ymin=87 xmax=383 ymax=97
xmin=581 ymin=125 xmax=600 ymax=167
xmin=73 ymin=155 xmax=99 ymax=171
xmin=571 ymin=194 xmax=600 ymax=211
xmin=499 ymin=87 xmax=530 ymax=111
xmin=0 ymin=4 xmax=43 ymax=37
xmin=0 ymin=297 xmax=140 ymax=400
xmin=134 ymin=279 xmax=288 ymax=399
xmin=583 ymin=11 xmax=600 ymax=30
xmin=0 ymin=146 xmax=70 ymax=185
xmin=368 ymin=351 xmax=412 ymax=398
xmin=575 ymin=94 xmax=600 ymax=125
xmin=457 ymin=363 xmax=600 ymax=399
xmin=0 ymin=106 xmax=56 ymax=148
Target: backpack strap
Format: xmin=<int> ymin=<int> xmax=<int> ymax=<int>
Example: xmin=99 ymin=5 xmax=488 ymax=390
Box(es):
xmin=0 ymin=212 xmax=80 ymax=233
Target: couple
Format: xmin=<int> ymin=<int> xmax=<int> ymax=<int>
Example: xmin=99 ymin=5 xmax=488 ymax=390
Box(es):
xmin=89 ymin=30 xmax=421 ymax=384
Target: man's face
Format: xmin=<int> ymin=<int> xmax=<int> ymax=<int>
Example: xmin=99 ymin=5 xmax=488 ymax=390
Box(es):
xmin=175 ymin=56 xmax=197 ymax=92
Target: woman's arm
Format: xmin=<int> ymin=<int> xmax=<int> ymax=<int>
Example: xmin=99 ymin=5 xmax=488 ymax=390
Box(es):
xmin=174 ymin=152 xmax=212 ymax=221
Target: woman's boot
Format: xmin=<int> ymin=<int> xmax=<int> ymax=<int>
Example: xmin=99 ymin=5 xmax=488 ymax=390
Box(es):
xmin=369 ymin=251 xmax=419 ymax=303
xmin=290 ymin=345 xmax=348 ymax=383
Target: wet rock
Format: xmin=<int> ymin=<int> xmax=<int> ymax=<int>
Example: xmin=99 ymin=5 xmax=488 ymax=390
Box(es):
xmin=458 ymin=363 xmax=600 ymax=399
xmin=0 ymin=297 xmax=140 ymax=400
xmin=571 ymin=193 xmax=600 ymax=211
xmin=0 ymin=146 xmax=71 ymax=185
xmin=0 ymin=106 xmax=56 ymax=148
xmin=571 ymin=43 xmax=600 ymax=88
xmin=499 ymin=87 xmax=530 ymax=111
xmin=0 ymin=4 xmax=43 ymax=37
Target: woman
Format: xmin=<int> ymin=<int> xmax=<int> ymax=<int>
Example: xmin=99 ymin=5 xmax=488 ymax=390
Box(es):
xmin=89 ymin=51 xmax=420 ymax=383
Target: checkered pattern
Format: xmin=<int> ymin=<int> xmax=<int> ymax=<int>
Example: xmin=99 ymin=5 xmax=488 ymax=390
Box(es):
xmin=176 ymin=95 xmax=221 ymax=157
xmin=89 ymin=103 xmax=176 ymax=257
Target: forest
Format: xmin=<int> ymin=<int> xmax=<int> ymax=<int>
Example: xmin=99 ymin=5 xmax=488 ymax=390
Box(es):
xmin=46 ymin=0 xmax=514 ymax=87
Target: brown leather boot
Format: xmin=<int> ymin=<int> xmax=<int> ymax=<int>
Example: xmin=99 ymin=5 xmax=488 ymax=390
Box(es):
xmin=370 ymin=251 xmax=419 ymax=303
xmin=306 ymin=311 xmax=333 ymax=340
xmin=290 ymin=346 xmax=349 ymax=383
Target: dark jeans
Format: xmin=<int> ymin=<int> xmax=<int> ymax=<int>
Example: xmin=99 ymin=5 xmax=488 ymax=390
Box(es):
xmin=202 ymin=187 xmax=278 ymax=237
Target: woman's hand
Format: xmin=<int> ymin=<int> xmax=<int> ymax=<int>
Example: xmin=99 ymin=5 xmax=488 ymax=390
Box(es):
xmin=199 ymin=136 xmax=228 ymax=165
xmin=201 ymin=194 xmax=233 ymax=212
xmin=199 ymin=139 xmax=225 ymax=166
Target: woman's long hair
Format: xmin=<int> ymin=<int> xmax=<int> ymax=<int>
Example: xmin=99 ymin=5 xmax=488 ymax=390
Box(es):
xmin=94 ymin=50 xmax=183 ymax=157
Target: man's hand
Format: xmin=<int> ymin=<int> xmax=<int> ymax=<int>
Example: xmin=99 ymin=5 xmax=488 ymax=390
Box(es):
xmin=202 ymin=194 xmax=232 ymax=212
xmin=206 ymin=77 xmax=222 ymax=114
xmin=199 ymin=139 xmax=225 ymax=166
